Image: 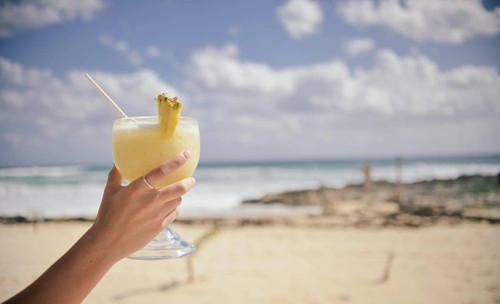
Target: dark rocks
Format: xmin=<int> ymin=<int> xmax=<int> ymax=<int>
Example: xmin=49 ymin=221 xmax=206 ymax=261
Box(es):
xmin=242 ymin=174 xmax=500 ymax=227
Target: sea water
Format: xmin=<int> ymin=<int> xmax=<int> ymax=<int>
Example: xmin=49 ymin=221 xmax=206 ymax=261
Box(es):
xmin=1 ymin=154 xmax=499 ymax=220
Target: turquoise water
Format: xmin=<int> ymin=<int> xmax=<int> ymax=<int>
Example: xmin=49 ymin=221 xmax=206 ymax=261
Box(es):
xmin=1 ymin=154 xmax=499 ymax=219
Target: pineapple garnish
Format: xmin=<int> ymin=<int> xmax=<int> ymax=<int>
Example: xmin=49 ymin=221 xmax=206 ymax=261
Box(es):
xmin=155 ymin=93 xmax=183 ymax=138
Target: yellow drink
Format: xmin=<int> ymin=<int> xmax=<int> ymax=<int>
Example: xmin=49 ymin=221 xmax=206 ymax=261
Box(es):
xmin=112 ymin=116 xmax=200 ymax=188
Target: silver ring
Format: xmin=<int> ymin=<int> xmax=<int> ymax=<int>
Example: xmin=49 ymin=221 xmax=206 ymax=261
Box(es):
xmin=142 ymin=176 xmax=155 ymax=189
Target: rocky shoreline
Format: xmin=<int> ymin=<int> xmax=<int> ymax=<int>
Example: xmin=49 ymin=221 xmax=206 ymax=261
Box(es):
xmin=2 ymin=174 xmax=499 ymax=228
xmin=238 ymin=174 xmax=500 ymax=227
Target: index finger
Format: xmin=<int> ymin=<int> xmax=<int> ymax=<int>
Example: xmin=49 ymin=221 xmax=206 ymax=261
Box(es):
xmin=103 ymin=166 xmax=123 ymax=194
xmin=142 ymin=150 xmax=191 ymax=190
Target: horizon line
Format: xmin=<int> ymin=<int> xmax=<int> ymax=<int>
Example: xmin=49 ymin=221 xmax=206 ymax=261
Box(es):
xmin=1 ymin=151 xmax=500 ymax=169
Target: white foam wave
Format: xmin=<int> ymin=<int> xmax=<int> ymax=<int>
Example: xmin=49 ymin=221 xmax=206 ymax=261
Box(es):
xmin=0 ymin=165 xmax=86 ymax=178
xmin=1 ymin=158 xmax=499 ymax=218
xmin=0 ymin=183 xmax=103 ymax=219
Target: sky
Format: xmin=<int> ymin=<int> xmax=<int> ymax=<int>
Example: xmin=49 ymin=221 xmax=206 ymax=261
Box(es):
xmin=0 ymin=0 xmax=499 ymax=166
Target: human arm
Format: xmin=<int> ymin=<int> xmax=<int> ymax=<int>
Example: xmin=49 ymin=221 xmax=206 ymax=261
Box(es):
xmin=4 ymin=151 xmax=195 ymax=304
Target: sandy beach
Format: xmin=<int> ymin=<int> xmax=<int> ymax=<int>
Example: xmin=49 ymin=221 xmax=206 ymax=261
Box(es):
xmin=1 ymin=220 xmax=499 ymax=304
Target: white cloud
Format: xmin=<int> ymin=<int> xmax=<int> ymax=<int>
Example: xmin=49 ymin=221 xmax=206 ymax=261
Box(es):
xmin=1 ymin=43 xmax=499 ymax=164
xmin=0 ymin=57 xmax=182 ymax=165
xmin=186 ymin=44 xmax=500 ymax=118
xmin=338 ymin=0 xmax=500 ymax=44
xmin=344 ymin=37 xmax=376 ymax=56
xmin=352 ymin=50 xmax=500 ymax=116
xmin=100 ymin=38 xmax=175 ymax=66
xmin=99 ymin=34 xmax=143 ymax=66
xmin=276 ymin=0 xmax=324 ymax=39
xmin=179 ymin=43 xmax=500 ymax=161
xmin=186 ymin=43 xmax=291 ymax=102
xmin=0 ymin=0 xmax=106 ymax=37
xmin=146 ymin=46 xmax=161 ymax=58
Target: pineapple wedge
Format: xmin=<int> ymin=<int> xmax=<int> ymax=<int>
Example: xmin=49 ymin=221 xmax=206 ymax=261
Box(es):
xmin=156 ymin=93 xmax=183 ymax=138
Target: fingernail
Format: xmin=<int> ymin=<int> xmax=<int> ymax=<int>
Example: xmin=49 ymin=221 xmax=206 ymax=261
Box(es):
xmin=183 ymin=150 xmax=191 ymax=158
xmin=191 ymin=177 xmax=196 ymax=184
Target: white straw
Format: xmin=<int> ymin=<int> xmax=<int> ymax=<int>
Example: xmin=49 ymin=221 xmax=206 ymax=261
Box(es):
xmin=85 ymin=73 xmax=128 ymax=118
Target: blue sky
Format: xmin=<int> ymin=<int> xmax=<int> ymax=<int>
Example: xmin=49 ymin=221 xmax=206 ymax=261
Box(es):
xmin=1 ymin=0 xmax=499 ymax=166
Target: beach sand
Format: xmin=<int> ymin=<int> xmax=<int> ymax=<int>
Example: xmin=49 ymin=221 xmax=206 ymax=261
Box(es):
xmin=1 ymin=221 xmax=499 ymax=304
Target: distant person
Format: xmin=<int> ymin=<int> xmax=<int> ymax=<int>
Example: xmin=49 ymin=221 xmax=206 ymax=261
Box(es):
xmin=3 ymin=151 xmax=195 ymax=304
xmin=362 ymin=163 xmax=372 ymax=191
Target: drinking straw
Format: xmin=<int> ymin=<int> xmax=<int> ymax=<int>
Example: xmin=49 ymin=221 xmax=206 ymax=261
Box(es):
xmin=85 ymin=73 xmax=128 ymax=118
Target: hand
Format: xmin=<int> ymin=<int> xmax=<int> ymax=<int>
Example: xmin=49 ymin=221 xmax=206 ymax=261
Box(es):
xmin=3 ymin=151 xmax=197 ymax=304
xmin=86 ymin=151 xmax=196 ymax=262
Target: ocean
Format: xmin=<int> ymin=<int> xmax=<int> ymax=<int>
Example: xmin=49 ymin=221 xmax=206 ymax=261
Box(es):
xmin=1 ymin=154 xmax=499 ymax=220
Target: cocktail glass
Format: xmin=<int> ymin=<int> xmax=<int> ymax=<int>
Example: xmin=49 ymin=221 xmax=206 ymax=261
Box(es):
xmin=112 ymin=116 xmax=200 ymax=260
